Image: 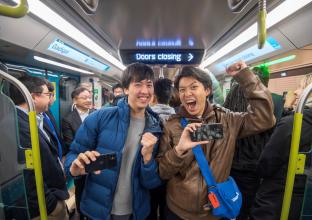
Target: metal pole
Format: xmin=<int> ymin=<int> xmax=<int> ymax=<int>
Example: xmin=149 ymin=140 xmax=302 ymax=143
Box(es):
xmin=0 ymin=69 xmax=48 ymax=220
xmin=280 ymin=82 xmax=312 ymax=220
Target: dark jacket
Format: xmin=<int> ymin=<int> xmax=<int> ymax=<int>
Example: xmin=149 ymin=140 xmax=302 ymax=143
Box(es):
xmin=16 ymin=109 xmax=69 ymax=218
xmin=64 ymin=98 xmax=162 ymax=220
xmin=62 ymin=108 xmax=95 ymax=154
xmin=44 ymin=110 xmax=65 ymax=157
xmin=250 ymin=108 xmax=312 ymax=220
xmin=157 ymin=68 xmax=275 ymax=220
xmin=230 ymin=93 xmax=284 ymax=172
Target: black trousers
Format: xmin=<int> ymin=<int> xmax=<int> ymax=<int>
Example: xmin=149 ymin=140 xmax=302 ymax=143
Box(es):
xmin=147 ymin=184 xmax=166 ymax=220
xmin=230 ymin=169 xmax=261 ymax=220
xmin=164 ymin=206 xmax=183 ymax=220
xmin=74 ymin=176 xmax=89 ymax=220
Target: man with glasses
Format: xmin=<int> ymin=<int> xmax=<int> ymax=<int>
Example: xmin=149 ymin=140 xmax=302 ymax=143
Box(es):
xmin=42 ymin=80 xmax=64 ymax=161
xmin=62 ymin=86 xmax=94 ymax=220
xmin=10 ymin=75 xmax=69 ymax=220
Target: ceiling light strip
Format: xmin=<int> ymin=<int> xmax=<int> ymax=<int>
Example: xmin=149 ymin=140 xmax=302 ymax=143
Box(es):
xmin=34 ymin=56 xmax=94 ymax=75
xmin=16 ymin=0 xmax=126 ymax=70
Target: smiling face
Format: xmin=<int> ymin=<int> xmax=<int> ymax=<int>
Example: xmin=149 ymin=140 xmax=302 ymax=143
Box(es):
xmin=124 ymin=79 xmax=154 ymax=113
xmin=74 ymin=90 xmax=92 ymax=111
xmin=178 ymin=77 xmax=210 ymax=117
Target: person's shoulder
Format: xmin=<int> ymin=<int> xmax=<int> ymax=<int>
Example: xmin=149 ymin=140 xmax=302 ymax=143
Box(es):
xmin=213 ymin=104 xmax=229 ymax=114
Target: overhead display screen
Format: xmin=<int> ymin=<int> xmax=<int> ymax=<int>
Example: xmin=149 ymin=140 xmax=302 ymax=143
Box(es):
xmin=120 ymin=49 xmax=205 ymax=65
xmin=48 ymin=39 xmax=110 ymax=71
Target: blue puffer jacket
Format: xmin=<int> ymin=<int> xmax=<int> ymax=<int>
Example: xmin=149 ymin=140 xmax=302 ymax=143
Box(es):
xmin=65 ymin=98 xmax=163 ymax=220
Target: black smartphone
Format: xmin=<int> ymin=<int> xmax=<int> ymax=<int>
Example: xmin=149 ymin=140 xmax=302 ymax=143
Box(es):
xmin=85 ymin=153 xmax=117 ymax=173
xmin=190 ymin=123 xmax=223 ymax=142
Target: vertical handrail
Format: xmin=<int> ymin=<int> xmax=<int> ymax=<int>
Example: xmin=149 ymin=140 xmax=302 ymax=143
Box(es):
xmin=280 ymin=82 xmax=312 ymax=220
xmin=0 ymin=69 xmax=47 ymax=220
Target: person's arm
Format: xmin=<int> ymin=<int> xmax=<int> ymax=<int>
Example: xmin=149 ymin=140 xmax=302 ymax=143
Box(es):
xmin=226 ymin=61 xmax=276 ymax=137
xmin=64 ymin=112 xmax=101 ymax=177
xmin=157 ymin=122 xmax=208 ymax=180
xmin=139 ymin=133 xmax=162 ymax=189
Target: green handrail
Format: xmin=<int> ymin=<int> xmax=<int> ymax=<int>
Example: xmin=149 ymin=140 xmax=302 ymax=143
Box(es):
xmin=258 ymin=0 xmax=267 ymax=49
xmin=0 ymin=69 xmax=47 ymax=220
xmin=280 ymin=82 xmax=312 ymax=220
xmin=0 ymin=0 xmax=28 ymax=18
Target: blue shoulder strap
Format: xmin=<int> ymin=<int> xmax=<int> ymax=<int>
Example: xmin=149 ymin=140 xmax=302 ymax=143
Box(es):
xmin=180 ymin=118 xmax=217 ymax=187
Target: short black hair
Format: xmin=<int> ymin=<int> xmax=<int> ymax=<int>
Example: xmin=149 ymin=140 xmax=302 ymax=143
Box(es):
xmin=46 ymin=80 xmax=55 ymax=92
xmin=154 ymin=78 xmax=173 ymax=104
xmin=71 ymin=86 xmax=90 ymax=99
xmin=112 ymin=83 xmax=122 ymax=93
xmin=10 ymin=75 xmax=47 ymax=105
xmin=121 ymin=63 xmax=155 ymax=89
xmin=174 ymin=66 xmax=212 ymax=90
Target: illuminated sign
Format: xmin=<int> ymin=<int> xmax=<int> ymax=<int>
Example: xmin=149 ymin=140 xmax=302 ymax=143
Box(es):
xmin=120 ymin=49 xmax=204 ymax=65
xmin=136 ymin=38 xmax=182 ymax=47
xmin=215 ymin=37 xmax=282 ymax=71
xmin=254 ymin=55 xmax=296 ymax=68
xmin=135 ymin=37 xmax=196 ymax=48
xmin=48 ymin=39 xmax=110 ymax=71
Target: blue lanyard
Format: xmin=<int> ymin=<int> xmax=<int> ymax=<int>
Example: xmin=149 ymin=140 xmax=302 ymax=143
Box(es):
xmin=180 ymin=118 xmax=216 ymax=187
xmin=43 ymin=113 xmax=63 ymax=160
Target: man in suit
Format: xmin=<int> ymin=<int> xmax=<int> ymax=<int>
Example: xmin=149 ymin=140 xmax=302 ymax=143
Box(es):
xmin=62 ymin=86 xmax=94 ymax=220
xmin=10 ymin=75 xmax=69 ymax=220
xmin=43 ymin=80 xmax=64 ymax=160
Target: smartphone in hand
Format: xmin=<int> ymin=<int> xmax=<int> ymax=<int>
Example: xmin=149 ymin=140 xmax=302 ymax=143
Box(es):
xmin=85 ymin=153 xmax=117 ymax=173
xmin=190 ymin=123 xmax=223 ymax=142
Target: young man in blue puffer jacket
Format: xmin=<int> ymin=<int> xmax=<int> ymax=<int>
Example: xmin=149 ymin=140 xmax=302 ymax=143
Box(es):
xmin=65 ymin=63 xmax=163 ymax=220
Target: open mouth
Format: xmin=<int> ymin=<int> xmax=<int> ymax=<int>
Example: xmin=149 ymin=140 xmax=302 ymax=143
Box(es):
xmin=185 ymin=100 xmax=197 ymax=111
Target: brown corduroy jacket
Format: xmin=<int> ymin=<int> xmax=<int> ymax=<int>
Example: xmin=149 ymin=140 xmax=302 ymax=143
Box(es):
xmin=157 ymin=68 xmax=275 ymax=220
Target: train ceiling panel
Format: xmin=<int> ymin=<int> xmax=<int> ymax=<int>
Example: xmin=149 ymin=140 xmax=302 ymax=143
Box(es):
xmin=277 ymin=3 xmax=312 ymax=49
xmin=43 ymin=0 xmax=260 ymax=50
xmin=0 ymin=15 xmax=51 ymax=50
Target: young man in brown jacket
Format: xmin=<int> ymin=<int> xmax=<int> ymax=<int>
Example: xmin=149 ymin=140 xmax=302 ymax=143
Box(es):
xmin=157 ymin=61 xmax=275 ymax=220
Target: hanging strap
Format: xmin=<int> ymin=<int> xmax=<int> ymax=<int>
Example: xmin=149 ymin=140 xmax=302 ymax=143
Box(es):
xmin=180 ymin=118 xmax=217 ymax=187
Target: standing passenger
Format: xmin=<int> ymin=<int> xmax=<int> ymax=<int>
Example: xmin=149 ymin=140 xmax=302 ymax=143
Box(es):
xmin=62 ymin=86 xmax=94 ymax=220
xmin=250 ymin=73 xmax=312 ymax=220
xmin=223 ymin=66 xmax=283 ymax=220
xmin=65 ymin=63 xmax=162 ymax=220
xmin=148 ymin=78 xmax=175 ymax=220
xmin=157 ymin=61 xmax=275 ymax=220
xmin=10 ymin=75 xmax=69 ymax=220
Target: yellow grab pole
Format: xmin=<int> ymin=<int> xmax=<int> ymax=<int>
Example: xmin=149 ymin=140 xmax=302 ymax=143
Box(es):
xmin=29 ymin=111 xmax=48 ymax=220
xmin=257 ymin=0 xmax=267 ymax=49
xmin=280 ymin=113 xmax=303 ymax=220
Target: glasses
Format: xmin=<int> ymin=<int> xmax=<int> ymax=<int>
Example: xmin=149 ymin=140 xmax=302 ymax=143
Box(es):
xmin=34 ymin=92 xmax=54 ymax=98
xmin=77 ymin=96 xmax=92 ymax=100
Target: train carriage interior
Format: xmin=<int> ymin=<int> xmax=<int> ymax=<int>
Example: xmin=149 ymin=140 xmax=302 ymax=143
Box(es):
xmin=0 ymin=0 xmax=312 ymax=219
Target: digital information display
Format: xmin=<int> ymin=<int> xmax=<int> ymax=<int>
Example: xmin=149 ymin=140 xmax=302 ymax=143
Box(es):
xmin=215 ymin=37 xmax=282 ymax=71
xmin=120 ymin=49 xmax=204 ymax=65
xmin=48 ymin=39 xmax=110 ymax=71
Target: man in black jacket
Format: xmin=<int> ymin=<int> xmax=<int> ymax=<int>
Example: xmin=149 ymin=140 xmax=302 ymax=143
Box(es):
xmin=250 ymin=108 xmax=312 ymax=220
xmin=62 ymin=86 xmax=94 ymax=220
xmin=10 ymin=75 xmax=69 ymax=219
